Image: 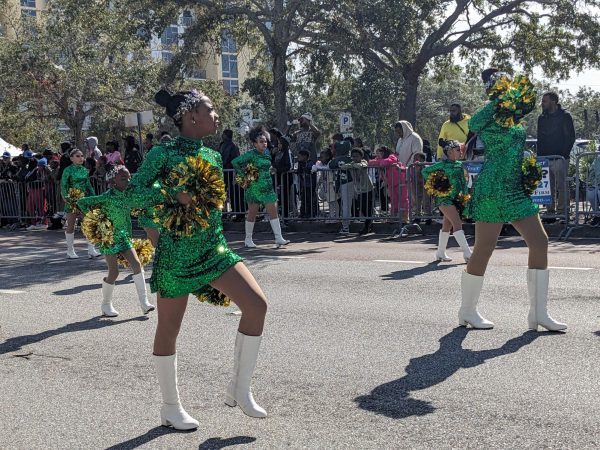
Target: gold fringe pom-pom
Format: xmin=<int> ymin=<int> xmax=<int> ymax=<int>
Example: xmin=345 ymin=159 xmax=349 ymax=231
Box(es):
xmin=235 ymin=163 xmax=259 ymax=189
xmin=81 ymin=209 xmax=114 ymax=247
xmin=193 ymin=288 xmax=231 ymax=307
xmin=117 ymin=238 xmax=154 ymax=268
xmin=66 ymin=188 xmax=85 ymax=214
xmin=489 ymin=74 xmax=536 ymax=128
xmin=522 ymin=156 xmax=542 ymax=196
xmin=157 ymin=155 xmax=226 ymax=237
xmin=424 ymin=170 xmax=452 ymax=197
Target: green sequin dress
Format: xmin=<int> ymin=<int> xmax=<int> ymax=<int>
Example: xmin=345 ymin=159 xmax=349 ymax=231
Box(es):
xmin=60 ymin=164 xmax=95 ymax=213
xmin=128 ymin=136 xmax=242 ymax=299
xmin=469 ymin=102 xmax=538 ymax=223
xmin=77 ymin=188 xmax=137 ymax=255
xmin=231 ymin=149 xmax=277 ymax=205
xmin=422 ymin=160 xmax=468 ymax=207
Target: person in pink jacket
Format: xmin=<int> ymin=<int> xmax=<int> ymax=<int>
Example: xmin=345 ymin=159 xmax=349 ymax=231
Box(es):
xmin=369 ymin=146 xmax=408 ymax=221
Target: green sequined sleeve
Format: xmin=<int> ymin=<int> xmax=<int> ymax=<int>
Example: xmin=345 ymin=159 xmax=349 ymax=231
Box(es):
xmin=126 ymin=146 xmax=168 ymax=208
xmin=468 ymin=101 xmax=496 ymax=134
xmin=77 ymin=194 xmax=106 ymax=215
xmin=231 ymin=151 xmax=251 ymax=172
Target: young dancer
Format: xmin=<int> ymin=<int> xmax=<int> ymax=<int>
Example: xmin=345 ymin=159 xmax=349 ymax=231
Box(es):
xmin=460 ymin=69 xmax=566 ymax=332
xmin=77 ymin=165 xmax=155 ymax=317
xmin=60 ymin=148 xmax=101 ymax=259
xmin=422 ymin=140 xmax=472 ymax=262
xmin=232 ymin=126 xmax=290 ymax=248
xmin=127 ymin=89 xmax=269 ymax=430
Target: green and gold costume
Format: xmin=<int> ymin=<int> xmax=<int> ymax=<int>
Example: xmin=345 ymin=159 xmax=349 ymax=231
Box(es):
xmin=60 ymin=164 xmax=95 ymax=213
xmin=469 ymin=102 xmax=538 ymax=223
xmin=128 ymin=136 xmax=241 ymax=300
xmin=422 ymin=160 xmax=469 ymax=207
xmin=231 ymin=149 xmax=277 ymax=205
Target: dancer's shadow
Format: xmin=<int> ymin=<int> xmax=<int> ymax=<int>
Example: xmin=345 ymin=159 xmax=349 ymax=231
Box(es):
xmin=104 ymin=426 xmax=181 ymax=450
xmin=380 ymin=261 xmax=457 ymax=281
xmin=53 ymin=276 xmax=134 ymax=296
xmin=355 ymin=327 xmax=540 ymax=419
xmin=199 ymin=436 xmax=257 ymax=449
xmin=0 ymin=316 xmax=147 ymax=355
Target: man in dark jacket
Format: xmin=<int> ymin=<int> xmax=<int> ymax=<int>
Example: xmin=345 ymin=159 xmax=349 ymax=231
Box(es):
xmin=218 ymin=129 xmax=243 ymax=218
xmin=537 ymin=92 xmax=575 ymax=220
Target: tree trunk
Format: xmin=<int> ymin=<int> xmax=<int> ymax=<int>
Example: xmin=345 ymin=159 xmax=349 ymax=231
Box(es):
xmin=272 ymin=49 xmax=288 ymax=131
xmin=399 ymin=72 xmax=419 ymax=126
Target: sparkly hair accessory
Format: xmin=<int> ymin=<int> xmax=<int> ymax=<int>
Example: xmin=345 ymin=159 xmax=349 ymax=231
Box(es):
xmin=173 ymin=89 xmax=204 ymax=121
xmin=105 ymin=164 xmax=126 ymax=182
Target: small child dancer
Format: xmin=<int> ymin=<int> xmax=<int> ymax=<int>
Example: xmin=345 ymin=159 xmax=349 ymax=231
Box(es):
xmin=78 ymin=165 xmax=155 ymax=317
xmin=422 ymin=140 xmax=472 ymax=262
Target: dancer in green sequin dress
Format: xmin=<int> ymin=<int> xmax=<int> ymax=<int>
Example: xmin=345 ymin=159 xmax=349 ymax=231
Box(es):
xmin=77 ymin=165 xmax=155 ymax=317
xmin=232 ymin=126 xmax=290 ymax=248
xmin=422 ymin=140 xmax=472 ymax=263
xmin=459 ymin=69 xmax=566 ymax=332
xmin=60 ymin=148 xmax=101 ymax=259
xmin=130 ymin=89 xmax=269 ymax=431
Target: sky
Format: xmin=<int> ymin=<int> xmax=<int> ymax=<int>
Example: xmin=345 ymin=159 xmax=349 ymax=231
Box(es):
xmin=556 ymin=69 xmax=600 ymax=92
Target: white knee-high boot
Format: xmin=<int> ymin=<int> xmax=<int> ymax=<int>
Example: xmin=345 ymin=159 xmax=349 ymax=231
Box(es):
xmin=435 ymin=231 xmax=452 ymax=261
xmin=453 ymin=230 xmax=472 ymax=262
xmin=101 ymin=281 xmax=119 ymax=317
xmin=154 ymin=354 xmax=199 ymax=430
xmin=87 ymin=243 xmax=101 ymax=259
xmin=245 ymin=221 xmax=257 ymax=248
xmin=459 ymin=271 xmax=494 ymax=329
xmin=132 ymin=271 xmax=155 ymax=314
xmin=224 ymin=332 xmax=267 ymax=418
xmin=269 ymin=218 xmax=289 ymax=247
xmin=65 ymin=232 xmax=79 ymax=259
xmin=527 ymin=269 xmax=567 ymax=331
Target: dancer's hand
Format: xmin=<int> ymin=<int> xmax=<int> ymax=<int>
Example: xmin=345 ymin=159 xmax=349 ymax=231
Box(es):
xmin=176 ymin=191 xmax=192 ymax=205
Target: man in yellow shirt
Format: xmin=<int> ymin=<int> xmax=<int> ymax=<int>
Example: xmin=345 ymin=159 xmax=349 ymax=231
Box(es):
xmin=437 ymin=104 xmax=471 ymax=160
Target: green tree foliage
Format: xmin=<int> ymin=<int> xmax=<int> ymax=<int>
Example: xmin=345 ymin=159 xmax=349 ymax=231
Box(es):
xmin=0 ymin=0 xmax=159 ymax=150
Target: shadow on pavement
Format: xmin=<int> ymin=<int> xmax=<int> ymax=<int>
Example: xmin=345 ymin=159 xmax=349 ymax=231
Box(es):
xmin=0 ymin=316 xmax=147 ymax=355
xmin=53 ymin=276 xmax=133 ymax=296
xmin=380 ymin=261 xmax=457 ymax=281
xmin=198 ymin=436 xmax=257 ymax=449
xmin=355 ymin=327 xmax=541 ymax=419
xmin=104 ymin=426 xmax=182 ymax=450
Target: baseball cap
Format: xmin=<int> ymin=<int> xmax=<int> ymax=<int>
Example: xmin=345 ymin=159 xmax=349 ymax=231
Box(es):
xmin=300 ymin=112 xmax=313 ymax=122
xmin=37 ymin=157 xmax=48 ymax=167
xmin=2 ymin=151 xmax=11 ymax=158
xmin=23 ymin=150 xmax=34 ymax=158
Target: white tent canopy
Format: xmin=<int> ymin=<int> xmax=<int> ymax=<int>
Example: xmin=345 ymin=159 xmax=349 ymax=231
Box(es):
xmin=0 ymin=137 xmax=21 ymax=157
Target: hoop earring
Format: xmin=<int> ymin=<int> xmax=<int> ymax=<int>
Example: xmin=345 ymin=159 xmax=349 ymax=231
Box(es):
xmin=192 ymin=119 xmax=196 ymax=124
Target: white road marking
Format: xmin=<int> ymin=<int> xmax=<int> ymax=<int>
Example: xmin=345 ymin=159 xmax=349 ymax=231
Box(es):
xmin=251 ymin=255 xmax=306 ymax=259
xmin=373 ymin=259 xmax=428 ymax=264
xmin=0 ymin=289 xmax=26 ymax=294
xmin=547 ymin=266 xmax=594 ymax=271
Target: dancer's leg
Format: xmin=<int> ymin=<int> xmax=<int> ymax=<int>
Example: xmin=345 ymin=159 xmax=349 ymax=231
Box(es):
xmin=101 ymin=254 xmax=119 ymax=317
xmin=144 ymin=228 xmax=159 ymax=247
xmin=511 ymin=214 xmax=548 ymax=269
xmin=439 ymin=205 xmax=463 ymax=232
xmin=122 ymin=248 xmax=155 ymax=313
xmin=153 ymin=295 xmax=189 ymax=356
xmin=66 ymin=212 xmax=77 ymax=233
xmin=466 ymin=222 xmax=503 ymax=276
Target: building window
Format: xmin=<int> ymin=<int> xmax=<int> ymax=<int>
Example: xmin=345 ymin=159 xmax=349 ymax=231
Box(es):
xmin=181 ymin=10 xmax=193 ymax=27
xmin=21 ymin=9 xmax=37 ymax=18
xmin=186 ymin=67 xmax=207 ymax=80
xmin=221 ymin=32 xmax=237 ymax=53
xmin=223 ymin=80 xmax=239 ymax=95
xmin=21 ymin=0 xmax=36 ymax=7
xmin=160 ymin=26 xmax=178 ymax=47
xmin=221 ymin=54 xmax=238 ymax=78
xmin=161 ymin=51 xmax=173 ymax=63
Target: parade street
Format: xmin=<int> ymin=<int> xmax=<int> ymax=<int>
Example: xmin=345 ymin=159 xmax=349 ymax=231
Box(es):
xmin=1 ymin=229 xmax=599 ymax=450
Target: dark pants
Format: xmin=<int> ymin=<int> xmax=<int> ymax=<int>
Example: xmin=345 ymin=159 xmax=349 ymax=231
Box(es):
xmin=275 ymin=173 xmax=293 ymax=218
xmin=358 ymin=191 xmax=374 ymax=228
xmin=300 ymin=185 xmax=319 ymax=218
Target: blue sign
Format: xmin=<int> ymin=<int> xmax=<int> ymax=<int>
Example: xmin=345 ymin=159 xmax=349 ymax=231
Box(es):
xmin=531 ymin=157 xmax=552 ymax=205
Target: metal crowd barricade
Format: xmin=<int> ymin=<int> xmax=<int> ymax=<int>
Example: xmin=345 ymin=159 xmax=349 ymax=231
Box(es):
xmin=564 ymin=151 xmax=600 ymax=239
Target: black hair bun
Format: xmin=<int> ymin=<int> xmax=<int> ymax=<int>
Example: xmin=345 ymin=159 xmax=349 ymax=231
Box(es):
xmin=155 ymin=89 xmax=172 ymax=108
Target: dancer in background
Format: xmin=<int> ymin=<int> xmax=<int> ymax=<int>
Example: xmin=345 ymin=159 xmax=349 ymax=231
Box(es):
xmin=60 ymin=148 xmax=101 ymax=259
xmin=128 ymin=89 xmax=269 ymax=430
xmin=459 ymin=69 xmax=566 ymax=332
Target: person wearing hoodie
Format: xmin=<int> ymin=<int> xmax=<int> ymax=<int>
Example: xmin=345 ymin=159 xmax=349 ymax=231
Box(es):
xmin=395 ymin=120 xmax=423 ymax=166
xmin=86 ymin=136 xmax=103 ymax=161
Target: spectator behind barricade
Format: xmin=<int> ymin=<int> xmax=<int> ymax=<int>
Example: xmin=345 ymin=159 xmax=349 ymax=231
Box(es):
xmin=292 ymin=112 xmax=321 ymax=161
xmin=159 ymin=131 xmax=172 ymax=143
xmin=354 ymin=138 xmax=372 ymax=160
xmin=296 ymin=149 xmax=318 ymax=218
xmin=12 ymin=156 xmax=28 ymax=182
xmin=57 ymin=142 xmax=73 ymax=181
xmin=271 ymin=134 xmax=293 ymax=220
xmin=422 ymin=139 xmax=434 ymax=162
xmin=124 ymin=135 xmax=142 ymax=174
xmin=329 ymin=140 xmax=354 ymax=234
xmin=0 ymin=152 xmax=18 ymax=180
xmin=105 ymin=140 xmax=124 ymax=165
xmin=329 ymin=133 xmax=344 ymax=157
xmin=313 ymin=148 xmax=339 ymax=220
xmin=21 ymin=143 xmax=30 ymax=154
xmin=368 ymin=145 xmax=408 ymax=222
xmin=143 ymin=133 xmax=154 ymax=154
xmin=586 ymin=153 xmax=600 ymax=226
xmin=85 ymin=156 xmax=97 ymax=178
xmin=537 ymin=91 xmax=576 ymax=223
xmin=339 ymin=148 xmax=374 ymax=234
xmin=86 ymin=136 xmax=103 ymax=161
xmin=410 ymin=152 xmax=431 ymax=223
xmin=395 ymin=120 xmax=423 ymax=166
xmin=436 ymin=104 xmax=471 ymax=160
xmin=218 ymin=129 xmax=244 ymax=219
xmin=25 ymin=157 xmax=51 ymax=229
xmin=218 ymin=129 xmax=240 ymax=170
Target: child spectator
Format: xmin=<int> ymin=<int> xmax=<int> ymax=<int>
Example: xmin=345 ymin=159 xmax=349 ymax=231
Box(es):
xmin=296 ymin=149 xmax=318 ymax=218
xmin=329 ymin=142 xmax=353 ymax=233
xmin=313 ymin=148 xmax=339 ymax=219
xmin=339 ymin=148 xmax=374 ymax=234
xmin=368 ymin=146 xmax=408 ymax=221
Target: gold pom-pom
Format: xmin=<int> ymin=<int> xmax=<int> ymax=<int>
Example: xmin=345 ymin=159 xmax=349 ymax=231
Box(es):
xmin=424 ymin=170 xmax=451 ymax=197
xmin=81 ymin=209 xmax=114 ymax=247
xmin=66 ymin=188 xmax=85 ymax=214
xmin=156 ymin=154 xmax=226 ymax=237
xmin=117 ymin=238 xmax=155 ymax=268
xmin=490 ymin=74 xmax=536 ymax=128
xmin=235 ymin=163 xmax=259 ymax=189
xmin=522 ymin=156 xmax=542 ymax=196
xmin=193 ymin=288 xmax=231 ymax=307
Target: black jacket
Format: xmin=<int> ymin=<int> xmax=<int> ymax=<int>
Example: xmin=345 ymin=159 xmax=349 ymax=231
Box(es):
xmin=537 ymin=106 xmax=576 ymax=159
xmin=218 ymin=139 xmax=240 ymax=170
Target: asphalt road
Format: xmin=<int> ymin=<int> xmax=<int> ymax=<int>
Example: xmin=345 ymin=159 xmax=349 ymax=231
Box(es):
xmin=1 ymin=229 xmax=599 ymax=449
